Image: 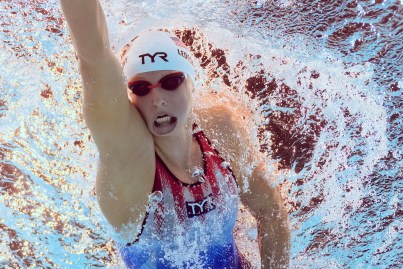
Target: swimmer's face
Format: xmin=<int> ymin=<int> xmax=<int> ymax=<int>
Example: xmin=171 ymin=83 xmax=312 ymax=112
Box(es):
xmin=127 ymin=70 xmax=193 ymax=136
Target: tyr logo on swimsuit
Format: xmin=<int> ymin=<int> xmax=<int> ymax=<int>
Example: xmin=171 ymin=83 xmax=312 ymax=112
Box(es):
xmin=139 ymin=52 xmax=169 ymax=64
xmin=186 ymin=194 xmax=216 ymax=218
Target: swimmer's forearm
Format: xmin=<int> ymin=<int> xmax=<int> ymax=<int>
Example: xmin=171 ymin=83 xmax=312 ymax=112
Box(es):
xmin=258 ymin=212 xmax=290 ymax=268
xmin=60 ymin=0 xmax=111 ymax=62
xmin=240 ymin=163 xmax=291 ymax=268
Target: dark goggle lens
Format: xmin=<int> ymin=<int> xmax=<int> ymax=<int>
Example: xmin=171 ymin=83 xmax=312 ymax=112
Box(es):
xmin=160 ymin=73 xmax=185 ymax=90
xmin=128 ymin=73 xmax=185 ymax=96
xmin=128 ymin=82 xmax=151 ymax=96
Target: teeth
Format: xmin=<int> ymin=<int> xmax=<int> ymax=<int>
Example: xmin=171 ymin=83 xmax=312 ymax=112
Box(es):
xmin=155 ymin=115 xmax=171 ymax=124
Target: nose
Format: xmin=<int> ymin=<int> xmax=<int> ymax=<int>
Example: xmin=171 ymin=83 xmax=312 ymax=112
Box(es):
xmin=151 ymin=89 xmax=167 ymax=107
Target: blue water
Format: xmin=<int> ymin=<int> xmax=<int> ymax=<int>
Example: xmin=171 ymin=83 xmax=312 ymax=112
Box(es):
xmin=1 ymin=0 xmax=402 ymax=268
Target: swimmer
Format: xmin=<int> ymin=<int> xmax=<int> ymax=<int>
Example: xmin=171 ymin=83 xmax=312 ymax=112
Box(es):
xmin=60 ymin=1 xmax=290 ymax=268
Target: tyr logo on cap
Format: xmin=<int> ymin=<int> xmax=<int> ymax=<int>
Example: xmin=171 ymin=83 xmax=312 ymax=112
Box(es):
xmin=139 ymin=52 xmax=169 ymax=64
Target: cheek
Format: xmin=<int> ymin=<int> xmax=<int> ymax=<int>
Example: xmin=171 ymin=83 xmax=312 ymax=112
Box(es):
xmin=175 ymin=88 xmax=192 ymax=114
xmin=135 ymin=103 xmax=147 ymax=118
xmin=130 ymin=97 xmax=149 ymax=120
xmin=128 ymin=92 xmax=142 ymax=109
xmin=127 ymin=89 xmax=136 ymax=103
xmin=187 ymin=79 xmax=195 ymax=93
xmin=185 ymin=86 xmax=193 ymax=109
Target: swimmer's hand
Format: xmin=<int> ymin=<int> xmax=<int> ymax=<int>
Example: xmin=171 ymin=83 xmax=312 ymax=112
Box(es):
xmin=60 ymin=0 xmax=110 ymax=62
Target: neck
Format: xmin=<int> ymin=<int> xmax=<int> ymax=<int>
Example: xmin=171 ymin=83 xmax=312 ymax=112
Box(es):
xmin=154 ymin=120 xmax=195 ymax=171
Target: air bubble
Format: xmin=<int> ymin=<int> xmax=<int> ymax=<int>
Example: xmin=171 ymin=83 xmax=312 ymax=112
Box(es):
xmin=220 ymin=161 xmax=230 ymax=168
xmin=148 ymin=191 xmax=163 ymax=203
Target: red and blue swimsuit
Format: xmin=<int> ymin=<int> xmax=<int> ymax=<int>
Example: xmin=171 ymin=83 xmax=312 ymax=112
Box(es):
xmin=119 ymin=129 xmax=244 ymax=268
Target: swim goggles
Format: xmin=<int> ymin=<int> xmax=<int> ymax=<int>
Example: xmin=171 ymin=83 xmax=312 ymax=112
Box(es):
xmin=128 ymin=72 xmax=185 ymax=96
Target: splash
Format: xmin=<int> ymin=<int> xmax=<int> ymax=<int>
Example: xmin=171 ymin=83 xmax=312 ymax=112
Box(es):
xmin=1 ymin=0 xmax=402 ymax=268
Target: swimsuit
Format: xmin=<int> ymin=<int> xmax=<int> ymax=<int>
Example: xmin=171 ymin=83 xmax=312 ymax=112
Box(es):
xmin=119 ymin=129 xmax=244 ymax=268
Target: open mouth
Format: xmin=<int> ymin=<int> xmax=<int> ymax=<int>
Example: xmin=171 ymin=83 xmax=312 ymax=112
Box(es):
xmin=154 ymin=115 xmax=177 ymax=128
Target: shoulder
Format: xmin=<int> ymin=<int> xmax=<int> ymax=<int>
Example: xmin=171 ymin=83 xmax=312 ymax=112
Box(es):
xmin=194 ymin=93 xmax=253 ymax=137
xmin=194 ymin=94 xmax=262 ymax=184
xmin=195 ymin=102 xmax=246 ymax=155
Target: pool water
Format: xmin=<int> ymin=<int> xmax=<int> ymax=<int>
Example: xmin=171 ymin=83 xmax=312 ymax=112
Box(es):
xmin=1 ymin=0 xmax=402 ymax=268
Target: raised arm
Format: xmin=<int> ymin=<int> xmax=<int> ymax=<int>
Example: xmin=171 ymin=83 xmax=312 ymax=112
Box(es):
xmin=60 ymin=0 xmax=152 ymax=143
xmin=60 ymin=0 xmax=155 ymax=230
xmin=60 ymin=0 xmax=152 ymax=155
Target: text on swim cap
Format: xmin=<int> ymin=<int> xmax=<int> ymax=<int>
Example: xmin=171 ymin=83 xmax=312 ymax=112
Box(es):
xmin=177 ymin=49 xmax=193 ymax=64
xmin=139 ymin=52 xmax=169 ymax=64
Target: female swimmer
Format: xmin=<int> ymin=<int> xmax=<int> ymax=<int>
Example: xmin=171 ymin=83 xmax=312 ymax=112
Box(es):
xmin=60 ymin=0 xmax=290 ymax=268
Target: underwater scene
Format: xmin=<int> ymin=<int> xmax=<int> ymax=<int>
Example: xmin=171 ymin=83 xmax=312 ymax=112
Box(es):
xmin=1 ymin=0 xmax=402 ymax=268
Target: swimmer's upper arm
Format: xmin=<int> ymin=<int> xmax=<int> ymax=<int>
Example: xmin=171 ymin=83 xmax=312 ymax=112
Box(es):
xmin=78 ymin=54 xmax=151 ymax=153
xmin=200 ymin=103 xmax=287 ymax=220
xmin=61 ymin=0 xmax=151 ymax=154
xmin=61 ymin=0 xmax=125 ymax=118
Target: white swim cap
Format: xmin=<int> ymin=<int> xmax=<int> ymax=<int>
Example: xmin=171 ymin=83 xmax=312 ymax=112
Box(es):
xmin=123 ymin=31 xmax=195 ymax=84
